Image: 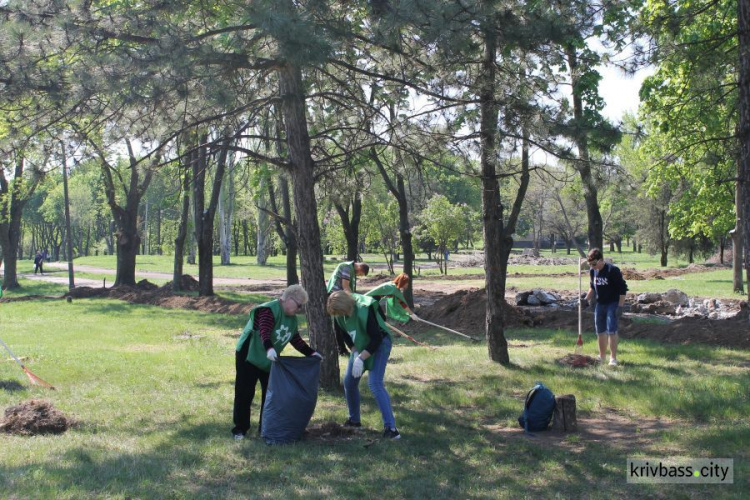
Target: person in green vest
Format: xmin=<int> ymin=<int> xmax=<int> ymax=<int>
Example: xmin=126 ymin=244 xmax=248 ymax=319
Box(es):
xmin=327 ymin=290 xmax=400 ymax=439
xmin=326 ymin=260 xmax=369 ymax=294
xmin=231 ymin=284 xmax=322 ymax=440
xmin=365 ymin=272 xmax=420 ymax=324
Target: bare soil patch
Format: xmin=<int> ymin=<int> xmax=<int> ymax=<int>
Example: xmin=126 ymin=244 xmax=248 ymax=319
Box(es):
xmin=558 ymin=354 xmax=599 ymax=368
xmin=485 ymin=409 xmax=675 ymax=453
xmin=303 ymin=422 xmax=384 ymax=446
xmin=0 ymin=399 xmax=76 ymax=436
xmin=65 ymin=280 xmax=253 ymax=315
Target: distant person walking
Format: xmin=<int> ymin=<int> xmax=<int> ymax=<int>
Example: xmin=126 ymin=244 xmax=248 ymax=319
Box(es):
xmin=584 ymin=248 xmax=628 ymax=366
xmin=33 ymin=250 xmax=44 ymax=275
xmin=326 ymin=260 xmax=369 ymax=294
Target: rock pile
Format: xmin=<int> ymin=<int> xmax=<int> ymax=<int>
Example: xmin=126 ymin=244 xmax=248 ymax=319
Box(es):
xmin=630 ymin=289 xmax=736 ymax=319
xmin=515 ymin=289 xmax=563 ymax=306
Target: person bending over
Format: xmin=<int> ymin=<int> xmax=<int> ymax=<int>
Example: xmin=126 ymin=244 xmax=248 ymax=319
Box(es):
xmin=231 ymin=284 xmax=322 ymax=440
xmin=327 ymin=291 xmax=400 ymax=439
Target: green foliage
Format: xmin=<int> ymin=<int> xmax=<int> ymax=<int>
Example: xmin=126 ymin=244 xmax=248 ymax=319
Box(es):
xmin=419 ymin=195 xmax=465 ymax=251
xmin=639 ymin=0 xmax=738 ymax=243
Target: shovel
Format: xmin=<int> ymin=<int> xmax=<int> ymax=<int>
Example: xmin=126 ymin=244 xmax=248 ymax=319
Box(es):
xmin=575 ymin=258 xmax=584 ymax=355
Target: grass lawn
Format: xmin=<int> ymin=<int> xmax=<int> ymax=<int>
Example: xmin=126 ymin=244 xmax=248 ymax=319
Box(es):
xmin=1 ymin=300 xmax=747 ymax=498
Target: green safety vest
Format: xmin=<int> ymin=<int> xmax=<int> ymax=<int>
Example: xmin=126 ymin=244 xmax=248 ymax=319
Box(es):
xmin=365 ymin=282 xmax=410 ymax=323
xmin=327 ymin=261 xmax=356 ymax=293
xmin=334 ymin=294 xmax=392 ymax=372
xmin=236 ymin=300 xmax=297 ymax=372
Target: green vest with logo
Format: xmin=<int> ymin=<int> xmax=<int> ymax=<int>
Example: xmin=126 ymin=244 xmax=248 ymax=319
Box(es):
xmin=334 ymin=294 xmax=392 ymax=372
xmin=365 ymin=282 xmax=410 ymax=323
xmin=327 ymin=261 xmax=356 ymax=293
xmin=236 ymin=300 xmax=297 ymax=373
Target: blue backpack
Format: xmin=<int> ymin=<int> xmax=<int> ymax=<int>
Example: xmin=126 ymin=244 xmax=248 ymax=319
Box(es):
xmin=518 ymin=382 xmax=556 ymax=432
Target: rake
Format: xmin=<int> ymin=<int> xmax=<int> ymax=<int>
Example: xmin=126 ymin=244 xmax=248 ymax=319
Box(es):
xmin=412 ymin=316 xmax=481 ymax=342
xmin=387 ymin=323 xmax=435 ymax=349
xmin=0 ymin=337 xmax=56 ymax=389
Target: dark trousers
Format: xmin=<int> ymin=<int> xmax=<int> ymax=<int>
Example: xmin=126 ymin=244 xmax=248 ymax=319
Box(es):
xmin=231 ymin=340 xmax=269 ymax=436
xmin=34 ymin=262 xmax=43 ymax=274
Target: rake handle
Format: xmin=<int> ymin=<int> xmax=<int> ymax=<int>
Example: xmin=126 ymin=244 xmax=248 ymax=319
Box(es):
xmin=0 ymin=338 xmax=26 ymax=369
xmin=412 ymin=316 xmax=481 ymax=342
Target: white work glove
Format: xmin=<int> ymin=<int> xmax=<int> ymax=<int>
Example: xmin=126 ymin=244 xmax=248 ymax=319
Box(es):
xmin=266 ymin=348 xmax=278 ymax=362
xmin=311 ymin=351 xmax=323 ymax=360
xmin=352 ymin=356 xmax=364 ymax=379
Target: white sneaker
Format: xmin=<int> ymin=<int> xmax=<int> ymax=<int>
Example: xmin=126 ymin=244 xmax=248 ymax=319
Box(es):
xmin=233 ymin=433 xmax=244 ymax=441
xmin=609 ymin=358 xmax=618 ymax=366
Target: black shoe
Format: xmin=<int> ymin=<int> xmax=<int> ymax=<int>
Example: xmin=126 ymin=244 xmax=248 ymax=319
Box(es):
xmin=383 ymin=427 xmax=401 ymax=440
xmin=343 ymin=418 xmax=361 ymax=428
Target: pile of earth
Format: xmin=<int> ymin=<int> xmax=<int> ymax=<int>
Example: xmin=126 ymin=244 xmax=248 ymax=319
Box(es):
xmin=0 ymin=400 xmax=76 ymax=436
xmin=415 ymin=289 xmax=535 ymax=334
xmin=65 ymin=277 xmax=252 ymax=315
xmin=414 ymin=288 xmax=750 ymax=350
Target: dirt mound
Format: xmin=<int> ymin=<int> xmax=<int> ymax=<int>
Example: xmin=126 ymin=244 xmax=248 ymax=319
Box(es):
xmin=418 ymin=289 xmax=750 ymax=349
xmin=175 ymin=274 xmax=200 ymax=292
xmin=419 ymin=289 xmax=534 ymax=334
xmin=624 ymin=306 xmax=750 ymax=349
xmin=66 ymin=285 xmax=253 ymax=315
xmin=0 ymin=400 xmax=75 ymax=435
xmin=621 ymin=268 xmax=646 ymax=281
xmin=558 ymin=354 xmax=599 ymax=367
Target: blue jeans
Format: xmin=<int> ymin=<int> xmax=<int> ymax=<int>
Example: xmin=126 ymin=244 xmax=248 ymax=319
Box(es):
xmin=344 ymin=335 xmax=396 ymax=429
xmin=594 ymin=302 xmax=620 ymax=335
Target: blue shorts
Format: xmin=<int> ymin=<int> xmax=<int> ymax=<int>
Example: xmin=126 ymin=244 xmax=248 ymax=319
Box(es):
xmin=594 ymin=302 xmax=620 ymax=335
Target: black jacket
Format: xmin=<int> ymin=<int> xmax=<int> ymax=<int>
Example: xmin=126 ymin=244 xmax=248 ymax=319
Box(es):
xmin=589 ymin=263 xmax=628 ymax=305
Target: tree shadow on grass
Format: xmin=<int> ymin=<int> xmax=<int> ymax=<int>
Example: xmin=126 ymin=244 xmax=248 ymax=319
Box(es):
xmin=0 ymin=379 xmax=26 ymax=392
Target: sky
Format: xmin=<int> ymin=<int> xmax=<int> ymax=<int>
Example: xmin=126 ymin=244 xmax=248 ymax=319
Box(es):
xmin=598 ymin=63 xmax=655 ymax=123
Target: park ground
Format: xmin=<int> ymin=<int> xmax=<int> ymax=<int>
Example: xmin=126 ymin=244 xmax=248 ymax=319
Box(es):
xmin=0 ymin=250 xmax=748 ymax=498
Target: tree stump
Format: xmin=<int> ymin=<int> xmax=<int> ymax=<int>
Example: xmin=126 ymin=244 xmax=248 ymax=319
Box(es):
xmin=551 ymin=394 xmax=577 ymax=432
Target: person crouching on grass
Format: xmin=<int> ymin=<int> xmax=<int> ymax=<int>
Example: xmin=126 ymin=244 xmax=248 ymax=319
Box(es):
xmin=584 ymin=248 xmax=628 ymax=366
xmin=327 ymin=291 xmax=401 ymax=439
xmin=231 ymin=284 xmax=322 ymax=440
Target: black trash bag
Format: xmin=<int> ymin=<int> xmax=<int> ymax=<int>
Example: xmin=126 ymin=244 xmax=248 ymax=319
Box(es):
xmin=261 ymin=356 xmax=321 ymax=445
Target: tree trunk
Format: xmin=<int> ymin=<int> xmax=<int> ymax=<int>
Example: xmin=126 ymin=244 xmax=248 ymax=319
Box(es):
xmin=62 ymin=146 xmax=75 ymax=290
xmin=733 ymin=159 xmax=745 ymax=293
xmin=370 ymin=149 xmax=415 ymax=307
xmin=567 ymin=47 xmax=603 ymax=250
xmin=98 ymin=140 xmax=153 ymax=287
xmin=0 ymin=156 xmax=40 ymax=290
xmin=269 ymin=174 xmax=299 ymax=286
xmin=334 ymin=191 xmax=362 ymax=262
xmin=278 ymin=60 xmax=337 ymax=388
xmin=219 ymin=158 xmax=234 ymax=265
xmin=257 ymin=175 xmax=271 ymax=265
xmin=242 ymin=219 xmax=249 ymax=256
xmin=480 ymin=28 xmax=509 ymax=364
xmin=193 ymin=136 xmax=229 ymax=296
xmin=740 ymin=0 xmax=750 ymax=301
xmin=173 ymin=152 xmax=192 ymax=292
xmin=155 ymin=206 xmax=162 ymax=255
